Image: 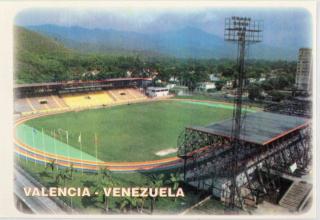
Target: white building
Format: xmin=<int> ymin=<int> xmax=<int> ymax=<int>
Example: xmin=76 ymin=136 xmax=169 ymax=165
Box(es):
xmin=146 ymin=87 xmax=169 ymax=97
xmin=197 ymin=82 xmax=216 ymax=91
xmin=258 ymin=77 xmax=266 ymax=82
xmin=209 ymin=74 xmax=220 ymax=82
xmin=169 ymin=76 xmax=179 ymax=82
xmin=248 ymin=78 xmax=256 ymax=83
xmin=126 ymin=70 xmax=132 ymax=77
xmin=295 ymin=48 xmax=312 ymax=94
xmin=225 ymin=80 xmax=233 ymax=88
xmin=166 ymin=83 xmax=176 ymax=89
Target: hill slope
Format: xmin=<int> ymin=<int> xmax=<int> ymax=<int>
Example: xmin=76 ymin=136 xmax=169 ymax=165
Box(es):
xmin=14 ymin=26 xmax=74 ymax=84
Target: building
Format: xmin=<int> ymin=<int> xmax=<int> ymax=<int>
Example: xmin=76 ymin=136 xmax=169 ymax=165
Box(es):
xmin=170 ymin=86 xmax=189 ymax=96
xmin=169 ymin=76 xmax=179 ymax=83
xmin=166 ymin=83 xmax=176 ymax=89
xmin=209 ymin=74 xmax=220 ymax=82
xmin=146 ymin=87 xmax=169 ymax=97
xmin=295 ymin=48 xmax=312 ymax=94
xmin=178 ymin=111 xmax=311 ymax=210
xmin=196 ymin=82 xmax=216 ymax=91
xmin=225 ymin=80 xmax=233 ymax=88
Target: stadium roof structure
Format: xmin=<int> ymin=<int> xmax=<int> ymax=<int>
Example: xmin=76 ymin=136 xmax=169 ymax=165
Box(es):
xmin=14 ymin=77 xmax=152 ymax=89
xmin=187 ymin=111 xmax=309 ymax=146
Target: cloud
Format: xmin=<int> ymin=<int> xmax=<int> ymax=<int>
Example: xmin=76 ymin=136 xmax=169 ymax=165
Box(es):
xmin=15 ymin=7 xmax=312 ymax=48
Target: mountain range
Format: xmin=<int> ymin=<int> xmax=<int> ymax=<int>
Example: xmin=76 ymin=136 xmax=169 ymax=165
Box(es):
xmin=25 ymin=24 xmax=300 ymax=60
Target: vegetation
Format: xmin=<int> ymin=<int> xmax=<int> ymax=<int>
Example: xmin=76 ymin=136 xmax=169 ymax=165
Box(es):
xmin=214 ymin=80 xmax=225 ymax=91
xmin=248 ymin=83 xmax=263 ymax=101
xmin=269 ymin=90 xmax=286 ymax=102
xmin=17 ymin=158 xmax=205 ymax=214
xmin=15 ymin=26 xmax=297 ymax=96
xmin=14 ymin=26 xmax=72 ymax=83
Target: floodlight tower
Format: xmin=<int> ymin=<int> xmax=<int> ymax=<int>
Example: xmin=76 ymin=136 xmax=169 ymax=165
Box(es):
xmin=224 ymin=16 xmax=263 ymax=209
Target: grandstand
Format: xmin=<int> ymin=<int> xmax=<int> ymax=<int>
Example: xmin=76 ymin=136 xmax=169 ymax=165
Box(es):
xmin=14 ymin=78 xmax=152 ymax=115
xmin=178 ymin=111 xmax=311 ymax=208
xmin=15 ymin=98 xmax=33 ymax=113
xmin=108 ymin=89 xmax=147 ymax=101
xmin=62 ymin=91 xmax=114 ymax=108
xmin=264 ymin=99 xmax=311 ymax=118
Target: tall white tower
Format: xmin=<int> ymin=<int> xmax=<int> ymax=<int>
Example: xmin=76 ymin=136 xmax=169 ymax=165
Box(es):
xmin=295 ymin=48 xmax=312 ymax=94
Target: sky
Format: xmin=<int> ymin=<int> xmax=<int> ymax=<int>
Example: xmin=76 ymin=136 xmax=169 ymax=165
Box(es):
xmin=15 ymin=7 xmax=312 ymax=48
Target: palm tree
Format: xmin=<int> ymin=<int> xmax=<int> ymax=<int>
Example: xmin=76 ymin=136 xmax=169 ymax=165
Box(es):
xmin=46 ymin=159 xmax=56 ymax=172
xmin=136 ymin=197 xmax=146 ymax=213
xmin=148 ymin=173 xmax=165 ymax=214
xmin=167 ymin=172 xmax=182 ymax=201
xmin=68 ymin=163 xmax=74 ymax=179
xmin=98 ymin=166 xmax=112 ymax=180
xmin=95 ymin=166 xmax=115 ymax=213
xmin=119 ymin=196 xmax=138 ymax=213
xmin=55 ymin=169 xmax=70 ymax=186
xmin=119 ymin=196 xmax=130 ymax=213
xmin=94 ymin=178 xmax=108 ymax=212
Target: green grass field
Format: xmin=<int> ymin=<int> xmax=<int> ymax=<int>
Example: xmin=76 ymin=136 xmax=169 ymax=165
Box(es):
xmin=23 ymin=100 xmax=233 ymax=162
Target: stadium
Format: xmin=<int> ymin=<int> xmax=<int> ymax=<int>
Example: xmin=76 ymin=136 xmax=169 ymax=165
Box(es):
xmin=10 ymin=6 xmax=317 ymax=215
xmin=14 ymin=78 xmax=312 ymax=214
xmin=14 ymin=77 xmax=240 ymax=172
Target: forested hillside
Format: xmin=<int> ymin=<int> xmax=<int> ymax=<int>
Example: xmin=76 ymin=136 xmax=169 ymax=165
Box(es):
xmin=14 ymin=26 xmax=156 ymax=84
xmin=14 ymin=26 xmax=76 ymax=83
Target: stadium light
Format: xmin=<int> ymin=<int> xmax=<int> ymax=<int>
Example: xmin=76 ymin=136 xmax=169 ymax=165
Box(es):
xmin=224 ymin=16 xmax=263 ymax=43
xmin=224 ymin=16 xmax=263 ymax=209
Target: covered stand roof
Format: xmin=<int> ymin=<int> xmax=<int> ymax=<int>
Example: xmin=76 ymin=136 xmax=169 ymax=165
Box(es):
xmin=188 ymin=111 xmax=309 ymax=146
xmin=14 ymin=77 xmax=152 ymax=89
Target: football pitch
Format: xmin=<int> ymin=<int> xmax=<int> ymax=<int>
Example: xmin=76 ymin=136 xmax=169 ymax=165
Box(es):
xmin=18 ymin=100 xmax=235 ymax=162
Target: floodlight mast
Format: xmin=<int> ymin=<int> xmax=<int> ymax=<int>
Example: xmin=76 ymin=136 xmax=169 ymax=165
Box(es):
xmin=224 ymin=16 xmax=263 ymax=209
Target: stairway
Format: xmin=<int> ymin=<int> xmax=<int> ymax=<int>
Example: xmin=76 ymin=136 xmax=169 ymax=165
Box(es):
xmin=279 ymin=181 xmax=312 ymax=211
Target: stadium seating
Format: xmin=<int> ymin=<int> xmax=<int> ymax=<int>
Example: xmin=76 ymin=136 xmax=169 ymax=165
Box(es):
xmin=15 ymin=95 xmax=67 ymax=113
xmin=50 ymin=95 xmax=69 ymax=108
xmin=109 ymin=89 xmax=147 ymax=102
xmin=127 ymin=89 xmax=147 ymax=99
xmin=14 ymin=89 xmax=149 ymax=114
xmin=14 ymin=98 xmax=34 ymax=113
xmin=62 ymin=91 xmax=114 ymax=108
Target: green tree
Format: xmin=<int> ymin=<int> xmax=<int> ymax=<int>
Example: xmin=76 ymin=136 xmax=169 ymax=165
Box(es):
xmin=68 ymin=163 xmax=74 ymax=179
xmin=167 ymin=173 xmax=182 ymax=201
xmin=46 ymin=159 xmax=56 ymax=172
xmin=94 ymin=166 xmax=115 ymax=213
xmin=136 ymin=197 xmax=146 ymax=213
xmin=261 ymin=80 xmax=274 ymax=91
xmin=222 ymin=67 xmax=234 ymax=78
xmin=248 ymin=83 xmax=263 ymax=101
xmin=215 ymin=80 xmax=225 ymax=91
xmin=119 ymin=196 xmax=141 ymax=213
xmin=148 ymin=174 xmax=166 ymax=214
xmin=55 ymin=169 xmax=70 ymax=186
xmin=269 ymin=90 xmax=285 ymax=102
xmin=275 ymin=74 xmax=290 ymax=89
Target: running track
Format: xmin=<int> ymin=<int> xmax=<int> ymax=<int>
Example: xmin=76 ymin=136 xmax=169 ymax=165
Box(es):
xmin=14 ymin=99 xmax=244 ymax=172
